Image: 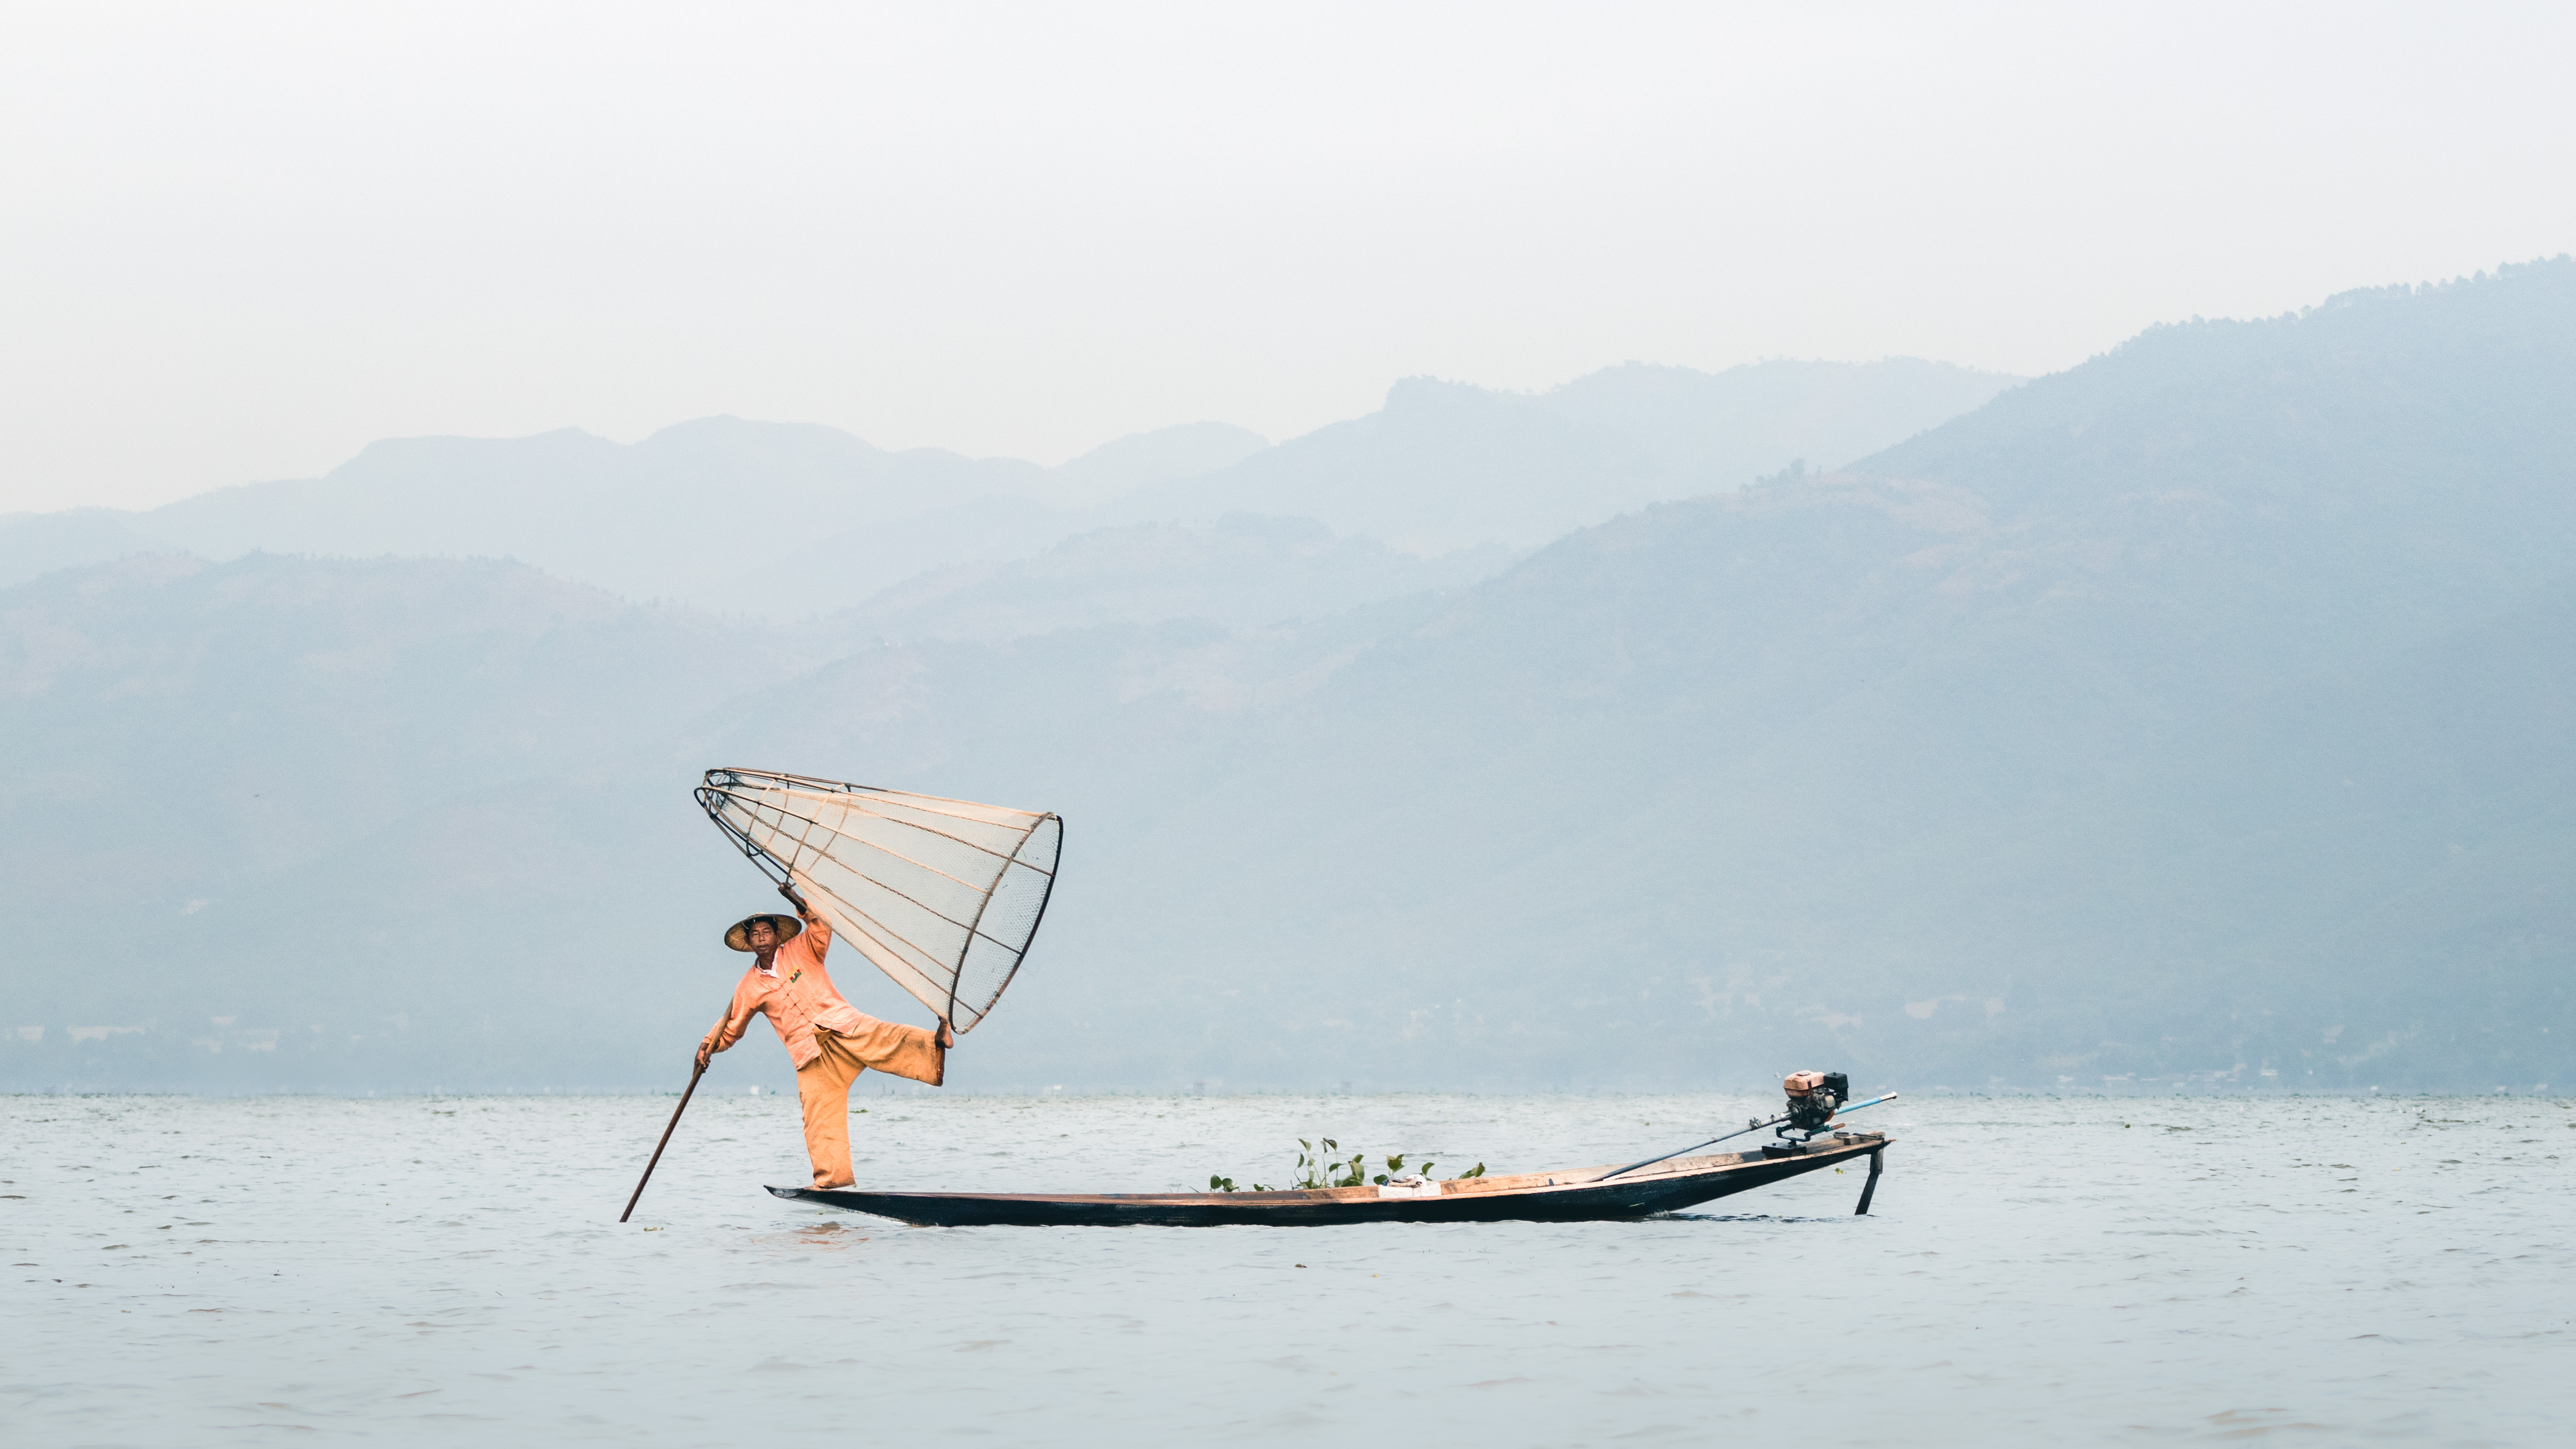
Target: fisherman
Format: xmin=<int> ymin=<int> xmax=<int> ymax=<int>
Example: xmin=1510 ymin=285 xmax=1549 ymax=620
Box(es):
xmin=696 ymin=882 xmax=955 ymax=1189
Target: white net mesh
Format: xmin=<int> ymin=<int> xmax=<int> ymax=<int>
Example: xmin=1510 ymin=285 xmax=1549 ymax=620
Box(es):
xmin=696 ymin=768 xmax=1063 ymax=1034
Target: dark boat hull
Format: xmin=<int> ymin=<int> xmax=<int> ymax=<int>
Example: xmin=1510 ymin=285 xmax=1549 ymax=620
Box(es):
xmin=768 ymin=1131 xmax=1889 ymax=1226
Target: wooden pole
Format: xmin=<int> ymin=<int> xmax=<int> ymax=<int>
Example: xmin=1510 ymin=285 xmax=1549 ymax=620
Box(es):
xmin=621 ymin=1058 xmax=707 ymax=1223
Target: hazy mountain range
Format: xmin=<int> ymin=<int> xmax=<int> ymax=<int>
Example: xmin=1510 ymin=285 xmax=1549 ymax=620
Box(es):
xmin=0 ymin=358 xmax=2010 ymax=617
xmin=4 ymin=266 xmax=2571 ymax=1095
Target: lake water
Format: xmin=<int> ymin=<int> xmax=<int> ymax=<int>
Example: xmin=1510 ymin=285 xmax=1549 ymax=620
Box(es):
xmin=6 ymin=1091 xmax=2571 ymax=1447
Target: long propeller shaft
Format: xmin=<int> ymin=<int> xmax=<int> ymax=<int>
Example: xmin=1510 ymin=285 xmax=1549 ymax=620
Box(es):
xmin=1594 ymin=1092 xmax=1900 ymax=1183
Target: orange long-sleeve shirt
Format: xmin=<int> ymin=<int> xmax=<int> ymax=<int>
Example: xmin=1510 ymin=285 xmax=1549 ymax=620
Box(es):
xmin=701 ymin=906 xmax=871 ymax=1071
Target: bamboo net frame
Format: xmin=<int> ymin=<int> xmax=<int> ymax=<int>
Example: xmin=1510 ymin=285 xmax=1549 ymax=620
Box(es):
xmin=695 ymin=768 xmax=1062 ymax=1034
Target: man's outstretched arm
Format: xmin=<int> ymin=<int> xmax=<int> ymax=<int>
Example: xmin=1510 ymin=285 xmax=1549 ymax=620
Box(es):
xmin=779 ymin=878 xmax=832 ymax=952
xmin=696 ymin=979 xmax=755 ymax=1070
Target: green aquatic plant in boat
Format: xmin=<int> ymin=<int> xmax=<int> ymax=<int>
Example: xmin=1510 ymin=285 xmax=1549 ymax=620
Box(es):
xmin=1208 ymin=1138 xmax=1487 ymax=1193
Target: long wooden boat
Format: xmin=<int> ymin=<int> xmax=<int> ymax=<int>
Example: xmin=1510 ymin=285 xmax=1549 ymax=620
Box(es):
xmin=768 ymin=1128 xmax=1890 ymax=1226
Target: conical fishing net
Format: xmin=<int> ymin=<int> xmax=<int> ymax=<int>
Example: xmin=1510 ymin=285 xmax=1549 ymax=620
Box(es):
xmin=695 ymin=768 xmax=1062 ymax=1034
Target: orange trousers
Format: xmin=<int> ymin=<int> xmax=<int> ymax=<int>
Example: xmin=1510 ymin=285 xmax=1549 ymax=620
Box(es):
xmin=796 ymin=1020 xmax=946 ymax=1188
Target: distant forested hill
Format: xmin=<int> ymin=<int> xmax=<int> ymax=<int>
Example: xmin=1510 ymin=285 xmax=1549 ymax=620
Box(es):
xmin=4 ymin=265 xmax=2569 ymax=1094
xmin=1101 ymin=359 xmax=2016 ymax=553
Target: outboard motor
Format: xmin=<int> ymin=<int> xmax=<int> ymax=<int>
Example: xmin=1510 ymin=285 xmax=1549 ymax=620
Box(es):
xmin=1781 ymin=1070 xmax=1851 ymax=1137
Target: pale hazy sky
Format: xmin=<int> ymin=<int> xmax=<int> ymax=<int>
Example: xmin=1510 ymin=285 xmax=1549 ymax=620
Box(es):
xmin=4 ymin=1 xmax=2570 ymax=513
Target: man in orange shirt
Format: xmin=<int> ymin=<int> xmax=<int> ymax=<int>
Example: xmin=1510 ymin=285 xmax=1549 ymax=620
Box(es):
xmin=697 ymin=883 xmax=953 ymax=1189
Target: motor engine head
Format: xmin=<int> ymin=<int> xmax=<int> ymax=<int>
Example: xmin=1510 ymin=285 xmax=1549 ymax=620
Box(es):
xmin=1781 ymin=1070 xmax=1851 ymax=1135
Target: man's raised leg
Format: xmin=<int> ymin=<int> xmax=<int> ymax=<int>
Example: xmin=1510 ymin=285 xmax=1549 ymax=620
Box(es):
xmin=829 ymin=1015 xmax=947 ymax=1087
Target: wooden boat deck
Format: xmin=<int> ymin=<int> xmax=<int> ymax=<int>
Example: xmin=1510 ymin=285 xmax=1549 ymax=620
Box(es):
xmin=768 ymin=1129 xmax=1891 ymax=1226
